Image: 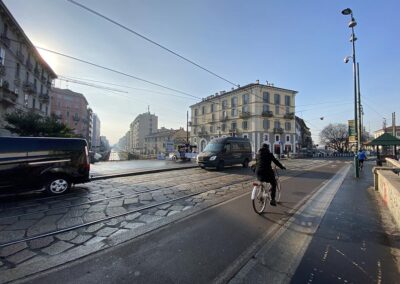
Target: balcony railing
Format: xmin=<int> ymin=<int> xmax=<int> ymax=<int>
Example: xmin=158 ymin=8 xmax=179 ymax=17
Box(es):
xmin=239 ymin=111 xmax=251 ymax=119
xmin=39 ymin=92 xmax=49 ymax=101
xmin=23 ymin=81 xmax=36 ymax=94
xmin=262 ymin=111 xmax=273 ymax=117
xmin=273 ymin=127 xmax=284 ymax=134
xmin=16 ymin=50 xmax=24 ymax=62
xmin=284 ymin=113 xmax=295 ymax=119
xmin=0 ymin=34 xmax=10 ymax=47
xmin=26 ymin=60 xmax=33 ymax=71
xmin=197 ymin=131 xmax=208 ymax=137
xmin=14 ymin=77 xmax=21 ymax=86
xmin=0 ymin=85 xmax=18 ymax=106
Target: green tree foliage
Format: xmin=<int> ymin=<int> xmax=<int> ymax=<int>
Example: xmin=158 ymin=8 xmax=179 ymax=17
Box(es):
xmin=4 ymin=110 xmax=76 ymax=137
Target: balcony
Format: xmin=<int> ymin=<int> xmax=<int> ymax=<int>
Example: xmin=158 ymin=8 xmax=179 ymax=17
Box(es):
xmin=34 ymin=67 xmax=40 ymax=77
xmin=220 ymin=115 xmax=229 ymax=122
xmin=16 ymin=50 xmax=24 ymax=63
xmin=14 ymin=77 xmax=21 ymax=86
xmin=0 ymin=33 xmax=10 ymax=47
xmin=273 ymin=127 xmax=284 ymax=134
xmin=228 ymin=129 xmax=241 ymax=136
xmin=284 ymin=113 xmax=295 ymax=119
xmin=39 ymin=92 xmax=49 ymax=102
xmin=23 ymin=81 xmax=36 ymax=94
xmin=262 ymin=111 xmax=273 ymax=117
xmin=0 ymin=65 xmax=6 ymax=77
xmin=0 ymin=85 xmax=18 ymax=106
xmin=239 ymin=111 xmax=251 ymax=119
xmin=197 ymin=131 xmax=208 ymax=137
xmin=26 ymin=60 xmax=33 ymax=71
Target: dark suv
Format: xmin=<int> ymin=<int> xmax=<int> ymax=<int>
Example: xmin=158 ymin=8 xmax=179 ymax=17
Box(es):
xmin=0 ymin=137 xmax=90 ymax=195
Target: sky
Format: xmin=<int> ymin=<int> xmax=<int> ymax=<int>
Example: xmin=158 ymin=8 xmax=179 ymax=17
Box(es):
xmin=4 ymin=0 xmax=400 ymax=144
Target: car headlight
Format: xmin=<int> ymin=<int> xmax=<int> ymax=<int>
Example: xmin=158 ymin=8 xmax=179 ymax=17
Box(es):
xmin=209 ymin=156 xmax=217 ymax=161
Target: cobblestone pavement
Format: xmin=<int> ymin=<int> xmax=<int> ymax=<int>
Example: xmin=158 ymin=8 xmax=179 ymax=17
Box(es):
xmin=0 ymin=159 xmax=339 ymax=283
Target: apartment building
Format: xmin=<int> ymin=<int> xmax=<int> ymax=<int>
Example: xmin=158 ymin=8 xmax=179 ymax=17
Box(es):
xmin=295 ymin=116 xmax=313 ymax=150
xmin=50 ymin=88 xmax=91 ymax=141
xmin=144 ymin=127 xmax=187 ymax=155
xmin=129 ymin=112 xmax=158 ymax=154
xmin=92 ymin=113 xmax=101 ymax=152
xmin=190 ymin=81 xmax=298 ymax=155
xmin=0 ymin=1 xmax=57 ymax=135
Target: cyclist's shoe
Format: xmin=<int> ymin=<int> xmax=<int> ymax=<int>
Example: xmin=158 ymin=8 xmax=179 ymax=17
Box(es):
xmin=270 ymin=199 xmax=277 ymax=206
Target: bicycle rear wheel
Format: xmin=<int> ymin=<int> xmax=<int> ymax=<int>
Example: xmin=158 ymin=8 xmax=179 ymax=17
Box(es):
xmin=252 ymin=184 xmax=267 ymax=214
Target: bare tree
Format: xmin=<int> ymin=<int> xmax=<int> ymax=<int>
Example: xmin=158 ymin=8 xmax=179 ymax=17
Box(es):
xmin=319 ymin=123 xmax=349 ymax=152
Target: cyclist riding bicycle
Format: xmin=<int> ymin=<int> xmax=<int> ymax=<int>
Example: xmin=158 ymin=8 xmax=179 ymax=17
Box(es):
xmin=255 ymin=143 xmax=286 ymax=206
xmin=358 ymin=149 xmax=367 ymax=169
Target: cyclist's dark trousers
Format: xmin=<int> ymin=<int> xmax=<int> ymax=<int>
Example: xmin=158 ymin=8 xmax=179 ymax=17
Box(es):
xmin=269 ymin=178 xmax=277 ymax=200
xmin=359 ymin=159 xmax=364 ymax=167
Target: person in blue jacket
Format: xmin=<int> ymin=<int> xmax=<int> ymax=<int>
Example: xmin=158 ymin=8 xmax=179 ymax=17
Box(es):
xmin=358 ymin=149 xmax=367 ymax=169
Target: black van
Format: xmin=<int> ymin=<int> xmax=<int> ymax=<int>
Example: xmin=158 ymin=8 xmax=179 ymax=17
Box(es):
xmin=0 ymin=137 xmax=90 ymax=195
xmin=197 ymin=137 xmax=252 ymax=170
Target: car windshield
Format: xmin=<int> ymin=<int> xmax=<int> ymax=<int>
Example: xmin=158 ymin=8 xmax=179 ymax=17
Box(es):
xmin=203 ymin=143 xmax=223 ymax=152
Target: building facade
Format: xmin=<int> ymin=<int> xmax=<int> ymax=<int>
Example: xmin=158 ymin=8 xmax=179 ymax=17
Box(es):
xmin=50 ymin=88 xmax=90 ymax=140
xmin=295 ymin=116 xmax=312 ymax=150
xmin=374 ymin=126 xmax=400 ymax=139
xmin=0 ymin=1 xmax=57 ymax=136
xmin=190 ymin=82 xmax=298 ymax=156
xmin=144 ymin=128 xmax=187 ymax=155
xmin=129 ymin=112 xmax=158 ymax=154
xmin=92 ymin=113 xmax=101 ymax=152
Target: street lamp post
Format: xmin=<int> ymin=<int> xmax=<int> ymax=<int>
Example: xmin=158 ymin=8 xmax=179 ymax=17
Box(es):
xmin=342 ymin=8 xmax=360 ymax=177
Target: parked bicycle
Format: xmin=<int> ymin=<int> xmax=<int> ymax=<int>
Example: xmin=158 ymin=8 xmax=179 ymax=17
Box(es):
xmin=251 ymin=166 xmax=282 ymax=214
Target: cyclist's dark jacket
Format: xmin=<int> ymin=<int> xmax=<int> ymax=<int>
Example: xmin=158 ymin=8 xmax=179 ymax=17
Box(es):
xmin=255 ymin=147 xmax=285 ymax=183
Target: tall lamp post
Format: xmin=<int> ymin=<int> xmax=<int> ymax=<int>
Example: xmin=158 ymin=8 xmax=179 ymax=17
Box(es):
xmin=342 ymin=8 xmax=360 ymax=178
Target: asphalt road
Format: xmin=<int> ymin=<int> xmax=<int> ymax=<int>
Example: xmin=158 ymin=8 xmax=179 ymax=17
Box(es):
xmin=24 ymin=161 xmax=348 ymax=283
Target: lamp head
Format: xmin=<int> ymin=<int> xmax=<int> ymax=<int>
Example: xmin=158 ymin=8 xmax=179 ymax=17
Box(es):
xmin=341 ymin=8 xmax=352 ymax=15
xmin=348 ymin=18 xmax=357 ymax=28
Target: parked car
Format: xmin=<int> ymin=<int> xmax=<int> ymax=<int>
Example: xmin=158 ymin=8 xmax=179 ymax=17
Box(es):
xmin=196 ymin=137 xmax=252 ymax=170
xmin=0 ymin=137 xmax=90 ymax=195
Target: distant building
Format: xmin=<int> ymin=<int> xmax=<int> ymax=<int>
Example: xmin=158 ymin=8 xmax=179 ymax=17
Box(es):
xmin=295 ymin=116 xmax=312 ymax=150
xmin=87 ymin=108 xmax=93 ymax=149
xmin=100 ymin=136 xmax=110 ymax=152
xmin=50 ymin=88 xmax=90 ymax=140
xmin=92 ymin=113 xmax=101 ymax=152
xmin=374 ymin=126 xmax=400 ymax=139
xmin=190 ymin=81 xmax=298 ymax=155
xmin=129 ymin=112 xmax=158 ymax=154
xmin=144 ymin=127 xmax=188 ymax=155
xmin=0 ymin=1 xmax=57 ymax=136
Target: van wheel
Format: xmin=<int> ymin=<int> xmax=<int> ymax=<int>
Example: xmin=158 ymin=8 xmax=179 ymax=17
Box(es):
xmin=243 ymin=159 xmax=249 ymax=168
xmin=217 ymin=161 xmax=224 ymax=171
xmin=45 ymin=175 xmax=71 ymax=195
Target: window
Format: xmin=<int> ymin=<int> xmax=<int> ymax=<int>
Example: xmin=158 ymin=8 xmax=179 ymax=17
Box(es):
xmin=263 ymin=119 xmax=270 ymax=129
xmin=222 ymin=100 xmax=227 ymax=109
xmin=32 ymin=98 xmax=36 ymax=109
xmin=231 ymin=122 xmax=237 ymax=130
xmin=274 ymin=120 xmax=280 ymax=128
xmin=286 ymin=135 xmax=290 ymax=142
xmin=242 ymin=120 xmax=248 ymax=130
xmin=24 ymin=94 xmax=28 ymax=107
xmin=194 ymin=138 xmax=197 ymax=143
xmin=275 ymin=105 xmax=280 ymax=115
xmin=263 ymin=104 xmax=269 ymax=112
xmin=263 ymin=92 xmax=270 ymax=103
xmin=210 ymin=125 xmax=214 ymax=133
xmin=243 ymin=134 xmax=248 ymax=139
xmin=274 ymin=93 xmax=280 ymax=105
xmin=242 ymin=93 xmax=249 ymax=104
xmin=194 ymin=118 xmax=198 ymax=125
xmin=15 ymin=63 xmax=20 ymax=78
xmin=231 ymin=108 xmax=237 ymax=117
xmin=221 ymin=124 xmax=226 ymax=131
xmin=39 ymin=103 xmax=42 ymax=111
xmin=264 ymin=134 xmax=269 ymax=141
xmin=193 ymin=128 xmax=197 ymax=134
xmin=286 ymin=107 xmax=290 ymax=114
xmin=211 ymin=103 xmax=215 ymax=112
xmin=275 ymin=135 xmax=280 ymax=142
xmin=285 ymin=122 xmax=291 ymax=130
xmin=202 ymin=106 xmax=205 ymax=115
xmin=194 ymin=109 xmax=198 ymax=116
xmin=285 ymin=95 xmax=290 ymax=106
xmin=231 ymin=97 xmax=237 ymax=107
xmin=242 ymin=105 xmax=249 ymax=113
xmin=211 ymin=113 xmax=215 ymax=121
xmin=0 ymin=48 xmax=5 ymax=65
xmin=222 ymin=110 xmax=227 ymax=118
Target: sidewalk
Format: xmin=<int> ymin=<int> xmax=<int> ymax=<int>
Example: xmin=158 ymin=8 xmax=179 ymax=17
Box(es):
xmin=231 ymin=162 xmax=400 ymax=283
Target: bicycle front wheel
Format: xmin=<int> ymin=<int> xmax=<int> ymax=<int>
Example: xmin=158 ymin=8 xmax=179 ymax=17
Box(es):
xmin=252 ymin=185 xmax=267 ymax=214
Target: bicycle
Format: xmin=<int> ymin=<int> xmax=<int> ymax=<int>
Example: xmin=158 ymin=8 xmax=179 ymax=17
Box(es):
xmin=251 ymin=166 xmax=282 ymax=214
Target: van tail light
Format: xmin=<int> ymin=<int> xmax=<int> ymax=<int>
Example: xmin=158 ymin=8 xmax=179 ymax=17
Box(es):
xmin=84 ymin=146 xmax=90 ymax=171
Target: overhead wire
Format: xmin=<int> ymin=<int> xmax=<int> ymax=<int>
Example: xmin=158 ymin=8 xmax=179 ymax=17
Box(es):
xmin=66 ymin=0 xmax=238 ymax=87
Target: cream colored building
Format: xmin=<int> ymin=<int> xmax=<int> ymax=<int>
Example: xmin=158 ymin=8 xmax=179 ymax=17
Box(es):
xmin=144 ymin=128 xmax=188 ymax=155
xmin=0 ymin=1 xmax=57 ymax=136
xmin=129 ymin=112 xmax=158 ymax=154
xmin=190 ymin=82 xmax=298 ymax=156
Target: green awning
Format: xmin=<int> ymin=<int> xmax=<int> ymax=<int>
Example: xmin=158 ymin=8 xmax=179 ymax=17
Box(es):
xmin=366 ymin=132 xmax=400 ymax=146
